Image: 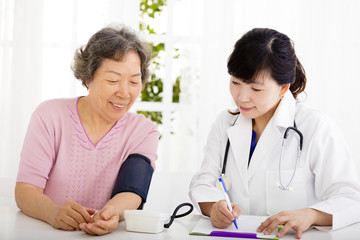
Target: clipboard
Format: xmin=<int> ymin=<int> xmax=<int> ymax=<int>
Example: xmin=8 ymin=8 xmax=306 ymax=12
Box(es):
xmin=190 ymin=215 xmax=280 ymax=239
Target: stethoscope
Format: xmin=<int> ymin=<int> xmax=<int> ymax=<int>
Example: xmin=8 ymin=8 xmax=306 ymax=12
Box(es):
xmin=216 ymin=115 xmax=303 ymax=192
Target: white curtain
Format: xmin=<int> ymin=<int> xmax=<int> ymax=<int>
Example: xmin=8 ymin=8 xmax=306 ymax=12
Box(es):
xmin=1 ymin=0 xmax=360 ymax=211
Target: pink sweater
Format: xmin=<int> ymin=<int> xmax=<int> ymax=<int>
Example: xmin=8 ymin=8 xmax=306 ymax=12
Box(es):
xmin=17 ymin=97 xmax=160 ymax=210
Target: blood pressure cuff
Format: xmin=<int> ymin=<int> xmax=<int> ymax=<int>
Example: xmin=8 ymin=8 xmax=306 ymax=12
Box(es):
xmin=111 ymin=154 xmax=154 ymax=209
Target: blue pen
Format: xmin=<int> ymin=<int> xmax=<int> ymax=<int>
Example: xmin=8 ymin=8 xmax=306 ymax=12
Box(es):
xmin=218 ymin=177 xmax=238 ymax=229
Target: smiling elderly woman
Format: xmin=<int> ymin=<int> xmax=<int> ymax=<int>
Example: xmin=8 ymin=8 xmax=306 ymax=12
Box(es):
xmin=15 ymin=25 xmax=160 ymax=235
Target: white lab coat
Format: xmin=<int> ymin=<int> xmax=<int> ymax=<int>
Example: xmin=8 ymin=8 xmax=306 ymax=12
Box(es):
xmin=189 ymin=90 xmax=360 ymax=230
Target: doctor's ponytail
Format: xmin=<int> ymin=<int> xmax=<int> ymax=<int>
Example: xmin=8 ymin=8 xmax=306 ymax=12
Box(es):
xmin=289 ymin=57 xmax=306 ymax=99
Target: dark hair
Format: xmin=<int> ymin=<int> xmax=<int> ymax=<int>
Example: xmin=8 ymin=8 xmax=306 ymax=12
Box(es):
xmin=71 ymin=25 xmax=151 ymax=88
xmin=227 ymin=28 xmax=306 ymax=99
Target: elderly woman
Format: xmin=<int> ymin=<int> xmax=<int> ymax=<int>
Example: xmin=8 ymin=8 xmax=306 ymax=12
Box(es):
xmin=15 ymin=25 xmax=160 ymax=235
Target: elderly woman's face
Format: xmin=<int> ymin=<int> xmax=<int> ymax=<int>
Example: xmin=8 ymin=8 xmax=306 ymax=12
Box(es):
xmin=87 ymin=51 xmax=142 ymax=123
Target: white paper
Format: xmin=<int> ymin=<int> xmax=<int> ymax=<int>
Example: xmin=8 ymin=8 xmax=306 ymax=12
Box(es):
xmin=190 ymin=215 xmax=278 ymax=238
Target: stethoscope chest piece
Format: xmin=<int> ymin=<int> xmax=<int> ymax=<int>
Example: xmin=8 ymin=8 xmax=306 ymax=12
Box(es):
xmin=216 ymin=175 xmax=231 ymax=191
xmin=276 ymin=181 xmax=294 ymax=191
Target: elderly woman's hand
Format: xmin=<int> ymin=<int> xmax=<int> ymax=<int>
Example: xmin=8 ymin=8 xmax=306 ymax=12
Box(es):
xmin=79 ymin=205 xmax=120 ymax=235
xmin=49 ymin=200 xmax=95 ymax=230
xmin=79 ymin=192 xmax=142 ymax=235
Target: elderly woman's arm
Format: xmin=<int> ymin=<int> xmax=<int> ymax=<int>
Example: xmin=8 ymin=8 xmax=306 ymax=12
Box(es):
xmin=15 ymin=182 xmax=95 ymax=230
xmin=80 ymin=153 xmax=153 ymax=235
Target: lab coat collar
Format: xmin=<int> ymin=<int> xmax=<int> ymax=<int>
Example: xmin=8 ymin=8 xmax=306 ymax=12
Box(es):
xmin=226 ymin=90 xmax=297 ymax=184
xmin=272 ymin=90 xmax=297 ymax=130
xmin=249 ymin=90 xmax=297 ymax=180
xmin=227 ymin=114 xmax=252 ymax=192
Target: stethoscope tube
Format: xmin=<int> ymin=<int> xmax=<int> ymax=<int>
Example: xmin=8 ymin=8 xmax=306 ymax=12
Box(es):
xmin=278 ymin=125 xmax=303 ymax=190
xmin=221 ymin=139 xmax=231 ymax=175
xmin=283 ymin=123 xmax=303 ymax=151
xmin=221 ymin=116 xmax=303 ymax=191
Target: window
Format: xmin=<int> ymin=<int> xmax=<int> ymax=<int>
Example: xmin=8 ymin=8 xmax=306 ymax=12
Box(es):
xmin=134 ymin=0 xmax=203 ymax=172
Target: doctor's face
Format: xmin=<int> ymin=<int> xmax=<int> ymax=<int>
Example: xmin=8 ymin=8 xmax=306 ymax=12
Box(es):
xmin=229 ymin=71 xmax=288 ymax=123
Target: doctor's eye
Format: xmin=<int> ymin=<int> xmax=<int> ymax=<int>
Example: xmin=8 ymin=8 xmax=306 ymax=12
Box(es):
xmin=252 ymin=87 xmax=262 ymax=92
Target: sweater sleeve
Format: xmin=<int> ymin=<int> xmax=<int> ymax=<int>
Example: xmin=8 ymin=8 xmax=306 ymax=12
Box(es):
xmin=16 ymin=106 xmax=56 ymax=189
xmin=126 ymin=115 xmax=160 ymax=171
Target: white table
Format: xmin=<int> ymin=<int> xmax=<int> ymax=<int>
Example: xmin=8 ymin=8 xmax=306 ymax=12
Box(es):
xmin=1 ymin=205 xmax=360 ymax=240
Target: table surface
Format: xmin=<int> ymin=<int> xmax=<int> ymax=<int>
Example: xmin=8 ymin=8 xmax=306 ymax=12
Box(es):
xmin=1 ymin=205 xmax=360 ymax=240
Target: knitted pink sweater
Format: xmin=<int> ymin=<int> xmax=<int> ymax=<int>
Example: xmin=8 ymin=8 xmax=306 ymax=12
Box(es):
xmin=17 ymin=97 xmax=159 ymax=210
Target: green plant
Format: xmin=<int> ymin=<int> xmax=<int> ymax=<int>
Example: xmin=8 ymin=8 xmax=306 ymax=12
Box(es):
xmin=139 ymin=0 xmax=167 ymax=33
xmin=138 ymin=0 xmax=181 ymax=125
xmin=141 ymin=42 xmax=164 ymax=103
xmin=172 ymin=76 xmax=181 ymax=103
xmin=137 ymin=111 xmax=162 ymax=126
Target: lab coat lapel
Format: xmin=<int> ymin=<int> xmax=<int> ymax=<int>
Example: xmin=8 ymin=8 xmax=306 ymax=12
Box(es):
xmin=227 ymin=115 xmax=252 ymax=189
xmin=247 ymin=91 xmax=296 ymax=181
xmin=247 ymin=118 xmax=281 ymax=181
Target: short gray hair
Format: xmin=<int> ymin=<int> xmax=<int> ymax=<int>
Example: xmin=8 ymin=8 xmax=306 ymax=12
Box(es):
xmin=71 ymin=25 xmax=151 ymax=88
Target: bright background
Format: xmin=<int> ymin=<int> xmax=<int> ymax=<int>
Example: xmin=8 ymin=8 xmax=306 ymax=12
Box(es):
xmin=1 ymin=0 xmax=360 ymax=213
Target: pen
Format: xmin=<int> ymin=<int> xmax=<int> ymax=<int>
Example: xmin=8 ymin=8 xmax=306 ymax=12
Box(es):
xmin=218 ymin=177 xmax=238 ymax=230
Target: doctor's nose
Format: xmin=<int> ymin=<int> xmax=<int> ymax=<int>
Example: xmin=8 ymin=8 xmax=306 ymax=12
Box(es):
xmin=236 ymin=90 xmax=251 ymax=102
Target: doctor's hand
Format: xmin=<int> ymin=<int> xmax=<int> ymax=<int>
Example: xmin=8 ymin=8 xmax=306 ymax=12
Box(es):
xmin=257 ymin=208 xmax=332 ymax=239
xmin=49 ymin=200 xmax=95 ymax=230
xmin=80 ymin=205 xmax=119 ymax=235
xmin=210 ymin=200 xmax=241 ymax=229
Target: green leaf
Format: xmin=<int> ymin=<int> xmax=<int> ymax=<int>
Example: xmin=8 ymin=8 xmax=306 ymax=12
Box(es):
xmin=172 ymin=76 xmax=181 ymax=103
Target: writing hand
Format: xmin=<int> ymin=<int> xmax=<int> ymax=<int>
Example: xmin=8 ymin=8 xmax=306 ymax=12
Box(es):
xmin=210 ymin=200 xmax=241 ymax=229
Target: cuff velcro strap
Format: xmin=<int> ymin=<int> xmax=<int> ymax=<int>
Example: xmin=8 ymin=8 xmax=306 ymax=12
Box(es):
xmin=111 ymin=154 xmax=154 ymax=208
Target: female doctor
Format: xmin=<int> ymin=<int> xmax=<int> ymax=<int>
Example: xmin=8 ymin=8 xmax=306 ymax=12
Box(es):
xmin=189 ymin=28 xmax=360 ymax=239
